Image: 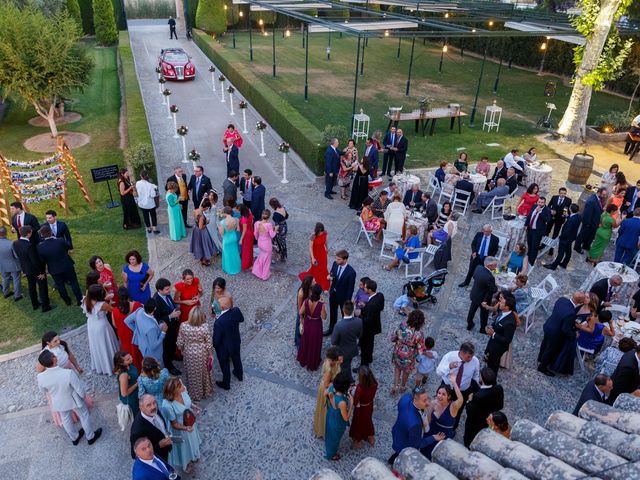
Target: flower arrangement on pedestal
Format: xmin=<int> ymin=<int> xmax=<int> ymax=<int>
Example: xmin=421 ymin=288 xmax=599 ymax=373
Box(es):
xmin=159 ymin=76 xmax=166 ymax=85
xmin=177 ymin=125 xmax=188 ymax=136
xmin=278 ymin=143 xmax=291 ymax=183
xmin=227 ymin=85 xmax=235 ymax=94
xmin=188 ymin=149 xmax=201 ymax=162
xmin=218 ymin=75 xmax=226 ymax=82
xmin=256 ymin=120 xmax=267 ymax=131
xmin=256 ymin=121 xmax=268 ymax=157
xmin=418 ymin=96 xmax=433 ymax=114
xmin=278 ymin=142 xmax=290 ymax=153
xmin=239 ymin=100 xmax=248 ymax=109
xmin=163 ymin=88 xmax=171 ymax=97
xmin=208 ymin=66 xmax=216 ymax=73
xmin=170 ymin=105 xmax=179 ymax=113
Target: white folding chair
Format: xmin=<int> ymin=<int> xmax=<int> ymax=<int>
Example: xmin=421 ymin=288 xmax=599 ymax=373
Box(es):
xmin=438 ymin=184 xmax=454 ymax=205
xmin=380 ymin=230 xmax=401 ymax=260
xmin=576 ymin=344 xmax=595 ymax=373
xmin=632 ymin=250 xmax=640 ymax=271
xmin=423 ymin=243 xmax=440 ymax=267
xmin=606 ymin=303 xmax=630 ymax=320
xmin=356 ymin=216 xmax=376 ymax=247
xmin=486 ymin=194 xmax=509 ymax=220
xmin=405 ymin=247 xmax=426 ymax=278
xmin=452 ymin=189 xmax=472 ymax=215
xmin=520 ymin=298 xmax=543 ymax=334
xmin=529 ymin=274 xmax=558 ymax=315
xmin=537 ymin=236 xmax=558 ymax=259
xmin=426 ymin=173 xmax=441 ymax=197
xmin=494 ymin=234 xmax=509 ymax=262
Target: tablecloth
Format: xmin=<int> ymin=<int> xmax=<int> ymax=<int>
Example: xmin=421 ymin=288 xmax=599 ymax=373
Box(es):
xmin=578 ymin=262 xmax=639 ymax=304
xmin=468 ymin=173 xmax=488 ymax=196
xmin=525 ymin=163 xmax=553 ymax=193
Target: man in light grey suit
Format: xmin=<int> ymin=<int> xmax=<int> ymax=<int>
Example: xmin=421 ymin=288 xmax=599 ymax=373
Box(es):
xmin=0 ymin=227 xmax=22 ymax=301
xmin=331 ymin=300 xmax=362 ymax=377
xmin=473 ymin=177 xmax=509 ymax=212
xmin=126 ymin=298 xmax=167 ymax=365
xmin=37 ymin=350 xmax=102 ymax=445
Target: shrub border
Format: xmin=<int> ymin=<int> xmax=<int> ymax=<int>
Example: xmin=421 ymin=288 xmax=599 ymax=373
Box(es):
xmin=193 ymin=29 xmax=325 ymax=175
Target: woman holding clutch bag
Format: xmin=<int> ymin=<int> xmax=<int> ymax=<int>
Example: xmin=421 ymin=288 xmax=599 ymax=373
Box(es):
xmin=162 ymin=377 xmax=202 ymax=474
xmin=122 ymin=250 xmax=154 ymax=303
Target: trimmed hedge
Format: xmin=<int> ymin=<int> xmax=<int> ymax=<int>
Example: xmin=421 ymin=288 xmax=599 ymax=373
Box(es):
xmin=118 ymin=31 xmax=158 ymax=180
xmin=79 ymin=0 xmax=94 ymax=34
xmin=196 ymin=0 xmax=226 ymax=34
xmin=193 ymin=29 xmax=324 ymax=174
xmin=93 ymin=0 xmax=118 ymax=45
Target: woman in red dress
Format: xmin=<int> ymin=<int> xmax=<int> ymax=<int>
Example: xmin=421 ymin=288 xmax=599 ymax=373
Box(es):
xmin=238 ymin=204 xmax=254 ymax=271
xmin=90 ymin=255 xmax=119 ymax=305
xmin=112 ymin=287 xmax=143 ymax=371
xmin=516 ymin=183 xmax=540 ymax=217
xmin=173 ymin=269 xmax=202 ymax=323
xmin=349 ymin=366 xmax=378 ymax=448
xmin=298 ymin=222 xmax=330 ymax=292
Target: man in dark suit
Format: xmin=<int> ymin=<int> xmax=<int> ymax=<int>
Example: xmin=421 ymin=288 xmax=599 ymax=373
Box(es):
xmin=402 ymin=184 xmax=423 ymax=210
xmin=250 ymin=176 xmax=266 ymax=223
xmin=459 ymin=225 xmax=499 ymax=287
xmin=358 ymin=279 xmax=384 ymax=368
xmin=525 ymin=197 xmax=552 ymax=265
xmin=37 ymin=225 xmax=82 ymax=306
xmin=609 ymin=347 xmax=640 ymax=403
xmin=165 ymin=167 xmax=190 ymax=227
xmin=363 ymin=137 xmax=379 ymax=178
xmin=466 ymin=256 xmax=497 ymax=333
xmin=544 ymin=204 xmax=581 ymax=270
xmin=382 ymin=127 xmax=397 ymax=178
xmin=483 ymin=293 xmax=517 ymax=378
xmin=546 ymin=188 xmax=572 ymax=254
xmin=239 ymin=168 xmax=253 ymax=208
xmin=463 ymin=367 xmax=504 ymax=447
xmin=487 ymin=160 xmax=507 ymax=190
xmin=590 ymin=275 xmax=623 ymax=313
xmin=152 ymin=278 xmax=181 ymax=376
xmin=10 ymin=202 xmax=40 ymax=245
xmin=504 ymin=168 xmax=518 ymax=195
xmin=455 ymin=177 xmax=475 ymax=203
xmin=421 ymin=192 xmax=438 ymax=224
xmin=130 ymin=394 xmax=172 ymax=463
xmin=222 ymin=171 xmax=239 ymax=204
xmin=12 ymin=226 xmax=52 ymax=312
xmin=537 ymin=292 xmax=586 ymax=376
xmin=575 ymin=187 xmax=608 ymax=253
xmin=325 ymin=249 xmax=356 ymax=336
xmin=43 ymin=210 xmax=73 ymax=249
xmin=614 ymin=208 xmax=640 ymax=264
xmin=331 ymin=300 xmax=362 ymax=376
xmin=622 ymin=179 xmax=640 ymax=214
xmin=392 ymin=128 xmax=408 ymax=174
xmin=324 ymin=138 xmax=340 ymax=199
xmin=132 ymin=437 xmax=180 ymax=480
xmin=213 ymin=297 xmax=244 ymax=390
xmin=187 ymin=166 xmax=212 ymax=209
xmin=572 ymin=374 xmax=613 ymax=415
xmin=225 ymin=139 xmax=240 ymax=177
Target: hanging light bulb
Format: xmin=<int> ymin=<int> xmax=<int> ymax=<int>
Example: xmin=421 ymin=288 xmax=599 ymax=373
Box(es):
xmin=224 ymin=4 xmax=227 ymax=10
xmin=384 ymin=30 xmax=389 ymax=37
xmin=540 ymin=42 xmax=547 ymax=51
xmin=444 ymin=12 xmax=449 ymax=18
xmin=442 ymin=45 xmax=448 ymax=53
xmin=488 ymin=20 xmax=494 ymax=27
xmin=285 ymin=29 xmax=291 ymax=37
xmin=258 ymin=18 xmax=264 ymax=26
xmin=239 ymin=10 xmax=243 ymax=17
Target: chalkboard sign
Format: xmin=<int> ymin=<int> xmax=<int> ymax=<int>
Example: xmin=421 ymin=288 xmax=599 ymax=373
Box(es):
xmin=91 ymin=164 xmax=119 ymax=183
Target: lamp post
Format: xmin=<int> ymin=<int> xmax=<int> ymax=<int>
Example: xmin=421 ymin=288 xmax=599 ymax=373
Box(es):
xmin=304 ymin=24 xmax=310 ymax=101
xmin=351 ymin=35 xmax=362 ymax=133
xmin=396 ymin=36 xmax=401 ymax=59
xmin=538 ymin=39 xmax=549 ymax=75
xmin=359 ymin=33 xmax=366 ymax=76
xmin=208 ymin=66 xmax=216 ymax=92
xmin=219 ymin=75 xmax=226 ymax=102
xmin=248 ymin=11 xmax=253 ymax=62
xmin=469 ymin=39 xmax=488 ymax=127
xmin=326 ymin=32 xmax=331 ymax=60
xmin=158 ymin=76 xmax=166 ymax=100
xmin=405 ymin=36 xmax=416 ymax=96
xmin=493 ymin=38 xmax=505 ymax=94
xmin=272 ymin=23 xmax=277 ymax=77
xmin=439 ymin=43 xmax=447 ymax=73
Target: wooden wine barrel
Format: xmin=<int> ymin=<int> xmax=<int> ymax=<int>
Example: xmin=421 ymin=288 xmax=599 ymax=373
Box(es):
xmin=577 ymin=190 xmax=594 ymax=212
xmin=568 ymin=152 xmax=594 ymax=184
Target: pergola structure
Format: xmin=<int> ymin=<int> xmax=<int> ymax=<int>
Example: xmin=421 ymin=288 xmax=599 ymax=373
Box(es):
xmin=227 ymin=0 xmax=640 ymax=129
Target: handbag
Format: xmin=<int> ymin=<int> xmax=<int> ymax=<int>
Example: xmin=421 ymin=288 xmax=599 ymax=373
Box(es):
xmin=183 ymin=408 xmax=196 ymax=427
xmin=116 ymin=401 xmax=133 ymax=431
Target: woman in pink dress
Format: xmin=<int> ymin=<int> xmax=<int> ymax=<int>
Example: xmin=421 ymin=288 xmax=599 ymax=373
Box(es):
xmin=222 ymin=124 xmax=243 ymax=149
xmin=516 ymin=183 xmax=539 ymax=217
xmin=238 ymin=204 xmax=254 ymax=270
xmin=252 ymin=209 xmax=277 ymax=280
xmin=297 ymin=284 xmax=326 ymax=371
xmin=90 ymin=255 xmax=119 ymax=305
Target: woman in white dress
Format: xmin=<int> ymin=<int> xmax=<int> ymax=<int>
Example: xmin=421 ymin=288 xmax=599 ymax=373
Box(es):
xmin=202 ymin=190 xmax=222 ymax=254
xmin=384 ymin=194 xmax=408 ymax=236
xmin=82 ymin=284 xmax=119 ymax=375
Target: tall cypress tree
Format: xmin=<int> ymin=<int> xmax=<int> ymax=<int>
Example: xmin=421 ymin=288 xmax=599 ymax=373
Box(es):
xmin=66 ymin=0 xmax=83 ymax=31
xmin=196 ymin=0 xmax=226 ymax=34
xmin=92 ymin=0 xmax=118 ymax=45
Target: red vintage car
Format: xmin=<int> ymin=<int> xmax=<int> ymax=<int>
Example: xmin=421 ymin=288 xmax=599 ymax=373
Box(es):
xmin=158 ymin=48 xmax=195 ymax=81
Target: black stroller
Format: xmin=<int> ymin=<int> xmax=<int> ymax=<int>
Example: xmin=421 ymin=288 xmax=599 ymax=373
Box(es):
xmin=402 ymin=268 xmax=448 ymax=307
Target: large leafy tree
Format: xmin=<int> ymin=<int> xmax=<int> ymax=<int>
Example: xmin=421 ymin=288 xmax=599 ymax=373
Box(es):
xmin=0 ymin=4 xmax=93 ymax=137
xmin=557 ymin=0 xmax=633 ymax=142
xmin=93 ymin=0 xmax=118 ymax=45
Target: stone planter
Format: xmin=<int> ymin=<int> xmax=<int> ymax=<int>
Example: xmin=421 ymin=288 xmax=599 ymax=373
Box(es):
xmin=585 ymin=126 xmax=628 ymax=143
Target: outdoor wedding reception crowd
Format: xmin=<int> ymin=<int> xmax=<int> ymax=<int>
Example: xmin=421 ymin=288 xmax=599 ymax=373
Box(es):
xmin=3 ymin=119 xmax=640 ymax=479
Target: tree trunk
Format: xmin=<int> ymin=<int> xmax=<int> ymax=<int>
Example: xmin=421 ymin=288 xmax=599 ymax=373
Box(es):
xmin=557 ymin=0 xmax=623 ymax=142
xmin=627 ymin=78 xmax=640 ymax=117
xmin=32 ymin=100 xmax=58 ymax=138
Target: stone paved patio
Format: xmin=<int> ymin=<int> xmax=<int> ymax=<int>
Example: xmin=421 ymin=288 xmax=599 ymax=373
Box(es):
xmin=0 ymin=20 xmax=621 ymax=480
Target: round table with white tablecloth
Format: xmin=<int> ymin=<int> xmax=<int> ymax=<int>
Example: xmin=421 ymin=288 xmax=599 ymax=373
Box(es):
xmin=392 ymin=173 xmax=420 ymax=198
xmin=501 ymin=216 xmax=526 ymax=249
xmin=524 ymin=162 xmax=553 ymax=193
xmin=406 ymin=211 xmax=429 ymax=240
xmin=468 ymin=173 xmax=488 ymax=196
xmin=496 ymin=271 xmax=517 ymax=290
xmin=578 ymin=262 xmax=639 ymax=304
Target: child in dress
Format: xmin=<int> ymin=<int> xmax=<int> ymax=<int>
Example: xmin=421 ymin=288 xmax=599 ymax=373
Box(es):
xmin=415 ymin=336 xmax=438 ymax=387
xmin=393 ymin=293 xmax=412 ymax=316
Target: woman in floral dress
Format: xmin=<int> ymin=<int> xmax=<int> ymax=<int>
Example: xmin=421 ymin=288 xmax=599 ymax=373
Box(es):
xmin=360 ymin=197 xmax=382 ymax=241
xmin=176 ymin=306 xmax=213 ymax=401
xmin=338 ymin=150 xmax=355 ymax=200
xmin=270 ymin=198 xmax=289 ymax=262
xmin=390 ymin=310 xmax=426 ymax=394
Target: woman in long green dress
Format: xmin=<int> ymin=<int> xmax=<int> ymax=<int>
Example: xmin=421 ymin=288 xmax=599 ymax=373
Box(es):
xmin=588 ymin=204 xmax=620 ymax=264
xmin=218 ymin=206 xmax=241 ymax=275
xmin=114 ymin=351 xmax=139 ymax=416
xmin=324 ymin=372 xmax=353 ymax=461
xmin=166 ymin=182 xmax=187 ymax=242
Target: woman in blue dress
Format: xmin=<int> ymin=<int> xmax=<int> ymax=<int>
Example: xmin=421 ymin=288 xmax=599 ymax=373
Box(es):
xmin=503 ymin=243 xmax=528 ymax=274
xmin=383 ymin=225 xmax=421 ymax=271
xmin=137 ymin=357 xmax=169 ymax=405
xmin=325 ymin=372 xmax=353 ymax=461
xmin=577 ymin=310 xmax=615 ymax=354
xmin=421 ymin=374 xmax=463 ymax=459
xmin=218 ymin=207 xmax=241 ymax=275
xmin=161 ymin=377 xmax=202 ymax=474
xmin=122 ymin=250 xmax=154 ymax=303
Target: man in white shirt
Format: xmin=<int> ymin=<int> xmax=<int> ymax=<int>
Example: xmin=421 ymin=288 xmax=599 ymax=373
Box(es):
xmin=436 ymin=342 xmax=481 ymax=430
xmin=135 ymin=171 xmax=160 ymax=234
xmin=503 ymin=148 xmax=524 ymax=172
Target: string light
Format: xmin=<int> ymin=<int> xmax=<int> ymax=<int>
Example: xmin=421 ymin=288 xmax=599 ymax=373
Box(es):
xmin=444 ymin=12 xmax=449 ymax=18
xmin=285 ymin=29 xmax=291 ymax=37
xmin=471 ymin=28 xmax=477 ymax=33
xmin=258 ymin=18 xmax=264 ymax=26
xmin=488 ymin=20 xmax=494 ymax=27
xmin=239 ymin=11 xmax=243 ymax=17
xmin=384 ymin=30 xmax=389 ymax=37
xmin=442 ymin=45 xmax=448 ymax=53
xmin=224 ymin=4 xmax=227 ymax=10
xmin=540 ymin=42 xmax=547 ymax=51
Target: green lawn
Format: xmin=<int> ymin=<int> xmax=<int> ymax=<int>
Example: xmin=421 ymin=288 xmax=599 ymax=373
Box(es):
xmin=0 ymin=43 xmax=147 ymax=354
xmin=215 ymin=32 xmax=629 ymax=167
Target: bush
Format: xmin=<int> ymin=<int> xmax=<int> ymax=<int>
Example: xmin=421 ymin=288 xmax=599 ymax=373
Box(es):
xmin=124 ymin=0 xmax=174 ymax=19
xmin=125 ymin=143 xmax=155 ymax=175
xmin=93 ymin=0 xmax=118 ymax=45
xmin=78 ymin=0 xmax=94 ymax=34
xmin=66 ymin=0 xmax=83 ymax=31
xmin=321 ymin=124 xmax=349 ymax=147
xmin=594 ymin=111 xmax=630 ymax=131
xmin=193 ymin=29 xmax=324 ymax=174
xmin=196 ymin=0 xmax=226 ymax=34
xmin=187 ymin=0 xmax=199 ymax=29
xmin=111 ymin=0 xmax=126 ymax=29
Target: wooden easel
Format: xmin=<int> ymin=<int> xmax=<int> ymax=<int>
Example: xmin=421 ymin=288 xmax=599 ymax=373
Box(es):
xmin=56 ymin=137 xmax=96 ymax=211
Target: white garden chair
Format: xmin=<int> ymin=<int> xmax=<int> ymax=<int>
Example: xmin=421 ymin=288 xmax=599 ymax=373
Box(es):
xmin=426 ymin=173 xmax=441 ymax=197
xmin=405 ymin=247 xmax=426 ymax=279
xmin=529 ymin=274 xmax=558 ymax=314
xmin=482 ymin=194 xmax=509 ymax=220
xmin=537 ymin=236 xmax=558 ymax=259
xmin=380 ymin=230 xmax=401 ymax=260
xmin=494 ymin=233 xmax=509 ymax=262
xmin=423 ymin=243 xmax=440 ymax=267
xmin=452 ymin=189 xmax=472 ymax=216
xmin=437 ymin=184 xmax=454 ymax=205
xmin=355 ymin=216 xmax=376 ymax=247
